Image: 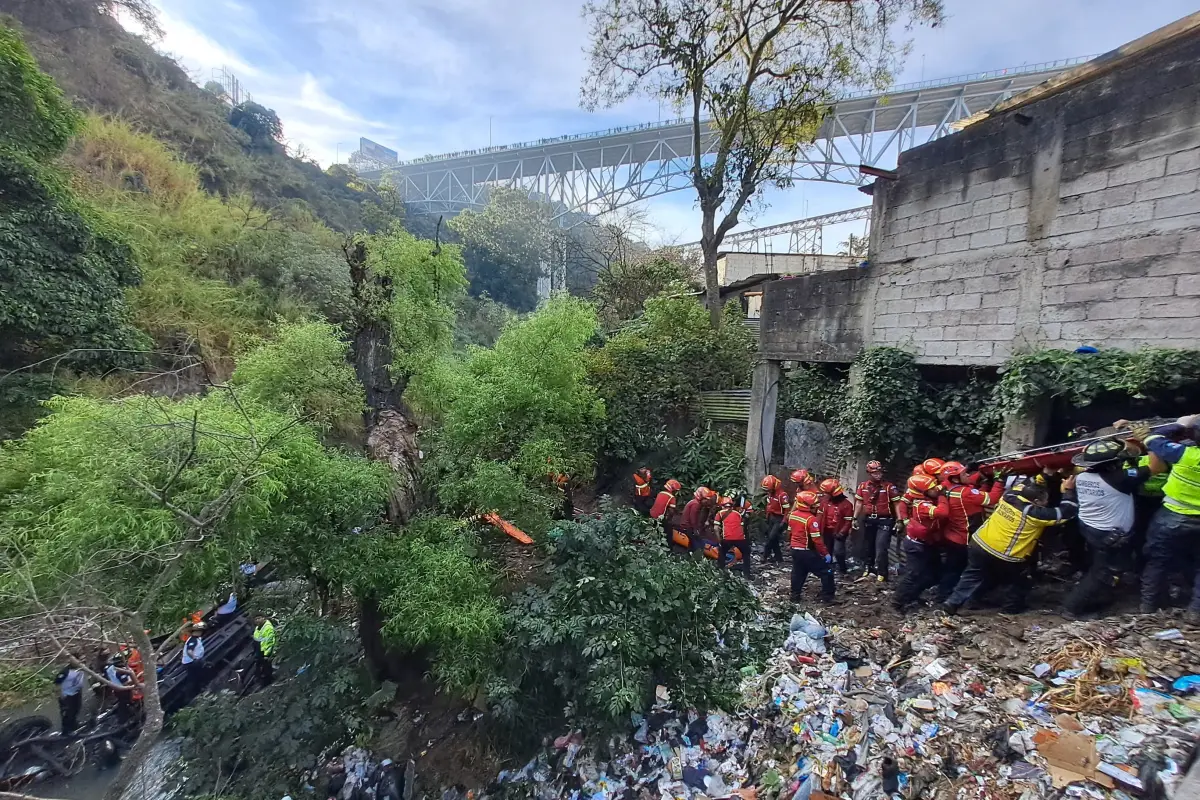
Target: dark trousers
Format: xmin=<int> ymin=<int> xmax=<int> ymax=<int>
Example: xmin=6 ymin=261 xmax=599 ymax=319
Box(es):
xmin=185 ymin=660 xmax=206 ymax=696
xmin=831 ymin=535 xmax=849 ymax=573
xmin=255 ymin=649 xmax=274 ymax=686
xmin=719 ymin=539 xmax=752 ymax=578
xmin=859 ymin=516 xmax=895 ymax=578
xmin=762 ymin=515 xmax=785 ymax=563
xmin=894 ymin=539 xmax=939 ymax=609
xmin=791 ymin=548 xmax=834 ymax=601
xmin=634 ymin=494 xmax=652 ymax=515
xmin=59 ymin=692 xmax=81 ymax=734
xmin=1064 ymin=523 xmax=1132 ymax=615
xmin=936 ymin=542 xmax=968 ymax=601
xmin=1140 ymin=508 xmax=1200 ymax=612
xmin=946 ymin=541 xmax=1030 ymax=614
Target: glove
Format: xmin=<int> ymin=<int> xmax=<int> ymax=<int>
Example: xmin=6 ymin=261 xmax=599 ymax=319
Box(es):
xmin=824 ymin=554 xmax=832 ymax=564
xmin=1130 ymin=422 xmax=1153 ymax=442
xmin=851 ymin=519 xmax=861 ymax=531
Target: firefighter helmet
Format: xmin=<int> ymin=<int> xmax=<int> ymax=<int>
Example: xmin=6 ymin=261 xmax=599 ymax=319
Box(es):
xmin=940 ymin=461 xmax=966 ymax=478
xmin=760 ymin=474 xmax=781 ymax=492
xmin=866 ymin=460 xmax=883 ymax=473
xmin=790 ymin=469 xmax=812 ymax=485
xmin=922 ymin=458 xmax=945 ymax=476
xmin=664 ymin=479 xmax=682 ymax=492
xmin=907 ymin=474 xmax=939 ymax=494
xmin=794 ymin=490 xmax=820 ymax=510
xmin=695 ymin=486 xmax=715 ymax=502
xmin=818 ymin=477 xmax=841 ymax=495
xmin=717 ymin=495 xmax=734 ymax=508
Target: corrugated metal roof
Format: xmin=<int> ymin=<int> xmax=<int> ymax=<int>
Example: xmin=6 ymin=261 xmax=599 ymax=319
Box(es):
xmin=696 ymin=389 xmax=752 ymax=422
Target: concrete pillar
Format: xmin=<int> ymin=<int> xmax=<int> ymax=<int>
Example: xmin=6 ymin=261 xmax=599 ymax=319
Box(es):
xmin=839 ymin=361 xmax=869 ymax=490
xmin=745 ymin=360 xmax=781 ymax=491
xmin=999 ymin=398 xmax=1053 ymax=453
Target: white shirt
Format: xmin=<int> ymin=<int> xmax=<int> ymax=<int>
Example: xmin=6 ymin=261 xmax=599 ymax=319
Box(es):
xmin=1075 ymin=471 xmax=1135 ymax=533
xmin=182 ymin=636 xmax=205 ymax=664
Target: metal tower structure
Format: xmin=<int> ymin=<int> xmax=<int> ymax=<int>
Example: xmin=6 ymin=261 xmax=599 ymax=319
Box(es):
xmin=694 ymin=206 xmax=874 ymax=254
xmin=362 ymin=57 xmax=1092 ymax=216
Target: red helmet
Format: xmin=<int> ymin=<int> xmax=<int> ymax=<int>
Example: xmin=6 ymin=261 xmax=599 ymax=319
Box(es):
xmin=717 ymin=495 xmax=734 ymax=508
xmin=760 ymin=474 xmax=781 ymax=492
xmin=922 ymin=458 xmax=945 ymax=476
xmin=664 ymin=479 xmax=682 ymax=492
xmin=790 ymin=469 xmax=812 ymax=485
xmin=866 ymin=460 xmax=883 ymax=473
xmin=940 ymin=461 xmax=966 ymax=479
xmin=908 ymin=474 xmax=939 ymax=494
xmin=794 ymin=490 xmax=820 ymax=510
xmin=695 ymin=486 xmax=715 ymax=502
xmin=818 ymin=478 xmax=841 ymax=495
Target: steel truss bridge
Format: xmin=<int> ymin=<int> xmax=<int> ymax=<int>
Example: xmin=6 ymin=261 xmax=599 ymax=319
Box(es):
xmin=362 ymin=57 xmax=1091 ymax=217
xmin=690 ymin=205 xmax=874 ymax=254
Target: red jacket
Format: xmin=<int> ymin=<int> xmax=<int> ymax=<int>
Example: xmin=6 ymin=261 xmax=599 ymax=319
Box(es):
xmin=650 ymin=490 xmax=676 ymax=521
xmin=680 ymin=498 xmax=705 ymax=534
xmin=856 ymin=480 xmax=905 ymax=519
xmin=905 ymin=494 xmax=950 ymax=544
xmin=787 ymin=509 xmax=828 ymax=556
xmin=821 ymin=495 xmax=854 ymax=538
xmin=943 ymin=481 xmax=1004 ymax=545
xmin=717 ymin=508 xmax=745 ymax=541
xmin=633 ymin=473 xmax=652 ymax=498
xmin=764 ymin=488 xmax=791 ymax=518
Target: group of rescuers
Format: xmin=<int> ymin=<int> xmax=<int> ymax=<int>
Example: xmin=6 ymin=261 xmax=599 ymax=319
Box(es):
xmin=54 ymin=606 xmax=277 ymax=736
xmin=631 ymin=414 xmax=1200 ymax=622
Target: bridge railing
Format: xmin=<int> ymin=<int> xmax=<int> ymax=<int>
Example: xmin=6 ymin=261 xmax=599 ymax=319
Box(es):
xmin=388 ymin=56 xmax=1095 ymax=170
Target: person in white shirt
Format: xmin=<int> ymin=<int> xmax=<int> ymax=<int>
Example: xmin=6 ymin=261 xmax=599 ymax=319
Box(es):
xmin=181 ymin=622 xmax=207 ymax=694
xmin=1062 ymin=438 xmax=1149 ymax=619
xmin=56 ymin=662 xmax=85 ymax=734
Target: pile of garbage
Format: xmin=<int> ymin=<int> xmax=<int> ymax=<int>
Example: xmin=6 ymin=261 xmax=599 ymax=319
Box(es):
xmin=488 ymin=611 xmax=1200 ymax=800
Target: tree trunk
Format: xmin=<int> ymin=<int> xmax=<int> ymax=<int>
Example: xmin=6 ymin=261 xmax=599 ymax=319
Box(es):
xmin=345 ymin=239 xmax=422 ymax=524
xmin=700 ymin=202 xmax=723 ymax=329
xmin=358 ymin=593 xmax=390 ymax=681
xmin=102 ymin=624 xmax=159 ymax=800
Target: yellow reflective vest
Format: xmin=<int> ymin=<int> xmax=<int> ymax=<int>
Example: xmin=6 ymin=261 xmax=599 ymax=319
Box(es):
xmin=974 ymin=491 xmax=1078 ymax=563
xmin=1162 ymin=446 xmax=1200 ymax=516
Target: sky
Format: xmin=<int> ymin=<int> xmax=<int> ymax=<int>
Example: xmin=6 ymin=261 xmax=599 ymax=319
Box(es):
xmin=131 ymin=0 xmax=1198 ymax=247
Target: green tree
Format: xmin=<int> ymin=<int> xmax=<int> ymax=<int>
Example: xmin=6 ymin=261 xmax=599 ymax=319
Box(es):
xmin=592 ymin=250 xmax=699 ymax=327
xmin=0 ymin=389 xmax=388 ymax=800
xmin=0 ymin=25 xmax=144 ymax=375
xmin=410 ymin=296 xmax=604 ymax=534
xmin=229 ymin=100 xmax=283 ymax=152
xmin=490 ymin=506 xmax=764 ymax=734
xmin=582 ymin=0 xmax=943 ymax=326
xmin=449 ymin=188 xmax=554 ymax=311
xmin=232 ymin=320 xmax=364 ymax=434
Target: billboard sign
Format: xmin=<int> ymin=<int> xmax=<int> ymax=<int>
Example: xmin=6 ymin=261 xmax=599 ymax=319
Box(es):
xmin=359 ymin=137 xmax=398 ymax=164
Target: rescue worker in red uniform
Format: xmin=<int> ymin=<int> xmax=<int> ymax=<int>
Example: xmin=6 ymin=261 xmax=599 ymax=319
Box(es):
xmin=914 ymin=458 xmax=945 ymax=479
xmin=716 ymin=496 xmax=751 ymax=578
xmin=893 ymin=474 xmax=951 ymax=611
xmin=650 ymin=479 xmax=682 ymax=547
xmin=852 ymin=461 xmax=906 ymax=582
xmin=818 ymin=478 xmax=855 ymax=574
xmin=790 ymin=468 xmax=818 ymax=494
xmin=760 ymin=475 xmax=791 ymax=564
xmin=632 ymin=467 xmax=653 ymax=514
xmin=936 ymin=461 xmax=1004 ymax=602
xmin=788 ymin=491 xmax=835 ymax=603
xmin=679 ymin=487 xmax=717 ymax=552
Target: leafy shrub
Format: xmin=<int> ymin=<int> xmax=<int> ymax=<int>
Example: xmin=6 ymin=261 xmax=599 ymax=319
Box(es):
xmin=174 ymin=616 xmax=371 ymax=800
xmin=489 ymin=505 xmax=765 ymax=733
xmin=667 ymin=422 xmax=747 ymax=493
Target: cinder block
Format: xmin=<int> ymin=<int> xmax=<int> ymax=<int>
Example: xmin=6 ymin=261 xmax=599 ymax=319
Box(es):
xmin=954 ymin=215 xmax=990 ymax=236
xmin=974 ymin=324 xmax=1016 ymax=340
xmin=1165 ymin=150 xmax=1200 ymax=175
xmin=1122 ymin=234 xmax=1182 ymax=259
xmin=939 ymin=204 xmax=974 ymax=224
xmin=932 ymin=278 xmax=968 ymax=297
xmin=1139 ymin=298 xmax=1200 ymax=318
xmin=923 ymin=341 xmax=959 ymax=357
xmin=1136 ymin=173 xmax=1199 ymax=202
xmin=901 ymin=283 xmax=935 ymax=299
xmin=1042 ymin=286 xmax=1066 ymax=305
xmin=1121 ymin=276 xmax=1178 ymax=298
xmin=1060 ymin=172 xmax=1108 ymax=197
xmin=907 ymin=240 xmax=937 ymax=258
xmin=1042 ymin=266 xmax=1092 ymax=288
xmin=876 ymin=285 xmax=903 ymax=301
xmin=936 ymin=237 xmax=972 ymax=254
xmin=1064 ymin=281 xmax=1119 ymax=303
xmin=1069 ymin=241 xmax=1122 ymax=265
xmin=973 ymin=195 xmax=1011 ymax=216
xmin=1009 ymin=189 xmax=1031 ymax=209
xmin=1041 ymin=303 xmax=1088 ymax=322
xmin=1180 ymin=231 xmax=1200 ymax=253
xmin=993 ymin=341 xmax=1014 ymax=359
xmin=1086 ymin=300 xmax=1128 ymax=320
xmin=874 ymin=313 xmax=901 ymax=329
xmin=1107 ymin=156 xmax=1167 ymax=187
xmin=913 ymin=296 xmax=948 ymax=312
xmin=1007 ymin=225 xmax=1029 ymax=244
xmin=1039 ymin=322 xmax=1062 ymax=340
xmin=946 ymin=293 xmax=983 ymax=310
xmin=956 ymin=340 xmax=995 ymax=358
xmin=996 ymin=307 xmax=1020 ymax=324
xmin=963 ymin=181 xmax=995 ymax=203
xmin=1147 ymin=256 xmax=1198 ymax=277
xmin=1154 ymin=192 xmax=1200 ymax=220
xmin=910 ymin=327 xmax=946 ymax=341
xmin=919 ymin=265 xmax=955 ymax=283
xmin=884 ymin=298 xmax=917 ymax=314
xmin=1049 ymin=211 xmax=1100 ymax=237
xmin=951 ymin=262 xmax=989 ymax=279
xmin=970 ymin=228 xmax=1008 ymax=249
xmin=1097 ymin=201 xmax=1155 ymax=229
xmin=1080 ymin=184 xmax=1136 ymax=212
xmin=1178 ymin=273 xmax=1200 ymax=296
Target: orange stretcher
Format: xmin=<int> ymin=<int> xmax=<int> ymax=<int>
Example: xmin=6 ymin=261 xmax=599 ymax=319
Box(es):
xmin=670 ymin=530 xmax=743 ymax=564
xmin=481 ymin=512 xmax=534 ymax=544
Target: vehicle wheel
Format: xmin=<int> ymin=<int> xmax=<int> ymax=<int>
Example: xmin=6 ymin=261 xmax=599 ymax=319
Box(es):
xmin=0 ymin=715 xmax=54 ymax=752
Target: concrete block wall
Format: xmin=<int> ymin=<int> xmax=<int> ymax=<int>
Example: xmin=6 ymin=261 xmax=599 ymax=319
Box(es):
xmin=760 ymin=29 xmax=1200 ymax=366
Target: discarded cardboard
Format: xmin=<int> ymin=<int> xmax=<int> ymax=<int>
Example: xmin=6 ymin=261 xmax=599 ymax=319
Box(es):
xmin=1041 ymin=731 xmax=1115 ymax=790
